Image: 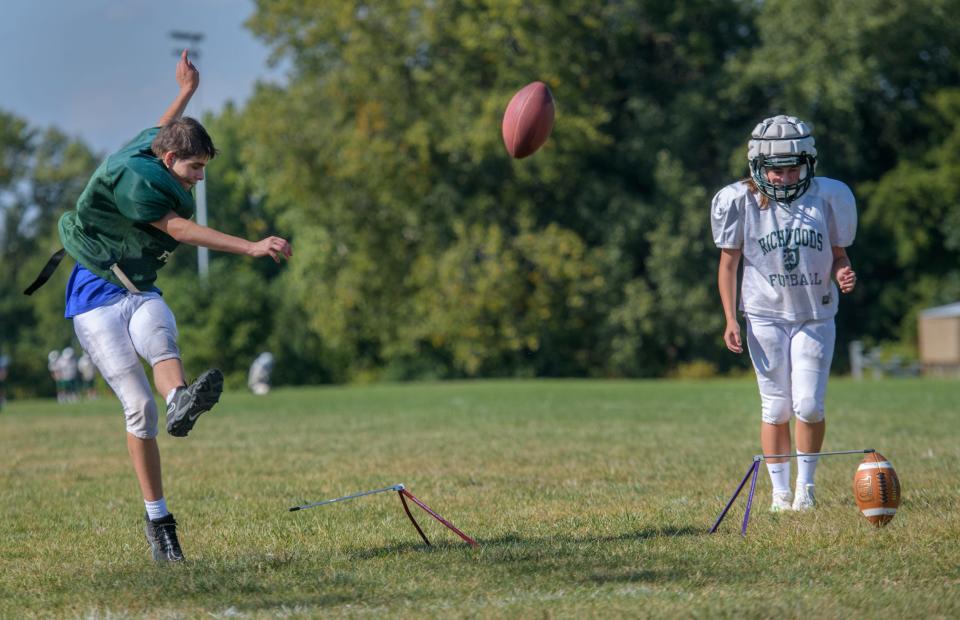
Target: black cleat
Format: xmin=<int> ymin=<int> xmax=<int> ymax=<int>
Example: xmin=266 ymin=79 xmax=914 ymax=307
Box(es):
xmin=144 ymin=513 xmax=185 ymax=562
xmin=166 ymin=369 xmax=223 ymax=437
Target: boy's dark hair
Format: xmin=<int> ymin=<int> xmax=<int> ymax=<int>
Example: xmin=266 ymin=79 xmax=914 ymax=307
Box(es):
xmin=151 ymin=117 xmax=218 ymax=160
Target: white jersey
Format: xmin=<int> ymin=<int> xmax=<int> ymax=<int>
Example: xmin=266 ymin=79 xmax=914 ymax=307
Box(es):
xmin=57 ymin=355 xmax=79 ymax=382
xmin=711 ymin=177 xmax=857 ymax=321
xmin=248 ymin=353 xmax=274 ymax=387
xmin=78 ymin=354 xmax=96 ymax=381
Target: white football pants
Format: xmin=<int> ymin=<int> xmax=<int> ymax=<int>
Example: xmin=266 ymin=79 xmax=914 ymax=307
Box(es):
xmin=72 ymin=293 xmax=181 ymax=438
xmin=745 ymin=315 xmax=835 ymax=425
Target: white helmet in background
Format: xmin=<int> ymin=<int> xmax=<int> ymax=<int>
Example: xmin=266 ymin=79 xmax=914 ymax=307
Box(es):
xmin=48 ymin=350 xmax=60 ymax=363
xmin=747 ymin=115 xmax=817 ymax=203
xmin=62 ymin=347 xmax=75 ymax=358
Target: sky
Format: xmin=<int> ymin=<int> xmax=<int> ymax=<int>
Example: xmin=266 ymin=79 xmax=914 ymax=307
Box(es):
xmin=0 ymin=0 xmax=288 ymax=154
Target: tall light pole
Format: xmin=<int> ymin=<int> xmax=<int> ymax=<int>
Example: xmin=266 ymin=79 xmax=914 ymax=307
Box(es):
xmin=170 ymin=31 xmax=209 ymax=280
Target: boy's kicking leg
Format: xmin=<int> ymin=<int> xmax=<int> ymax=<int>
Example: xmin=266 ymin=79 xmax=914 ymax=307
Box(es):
xmin=156 ymin=358 xmax=223 ymax=437
xmin=74 ymin=295 xmax=190 ymax=561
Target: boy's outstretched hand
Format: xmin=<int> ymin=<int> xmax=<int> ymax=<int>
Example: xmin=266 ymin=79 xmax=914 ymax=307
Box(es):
xmin=249 ymin=236 xmax=293 ymax=263
xmin=176 ymin=49 xmax=199 ymax=93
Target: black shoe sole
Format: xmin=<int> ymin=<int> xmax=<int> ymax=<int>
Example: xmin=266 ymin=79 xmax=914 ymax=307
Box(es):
xmin=166 ymin=369 xmax=224 ymax=437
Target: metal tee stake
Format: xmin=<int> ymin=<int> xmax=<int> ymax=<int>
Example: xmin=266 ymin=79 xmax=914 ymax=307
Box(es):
xmin=397 ymin=487 xmax=478 ymax=547
xmin=288 ymin=484 xmax=404 ymax=511
xmin=709 ymin=449 xmax=875 ymax=536
xmin=289 ymin=483 xmax=478 ymax=548
xmin=709 ymin=457 xmax=761 ymax=536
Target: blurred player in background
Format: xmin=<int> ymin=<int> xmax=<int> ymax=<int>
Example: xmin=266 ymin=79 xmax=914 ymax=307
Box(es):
xmin=78 ymin=352 xmax=98 ymax=400
xmin=59 ymin=347 xmax=80 ymax=403
xmin=712 ymin=115 xmax=857 ymax=513
xmin=248 ymin=351 xmax=275 ymax=395
xmin=26 ymin=50 xmax=292 ymax=561
xmin=48 ymin=350 xmax=64 ymax=403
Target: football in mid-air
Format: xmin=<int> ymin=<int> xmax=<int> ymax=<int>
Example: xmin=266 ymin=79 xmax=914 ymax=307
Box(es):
xmin=853 ymin=452 xmax=901 ymax=527
xmin=501 ymin=81 xmax=555 ymax=159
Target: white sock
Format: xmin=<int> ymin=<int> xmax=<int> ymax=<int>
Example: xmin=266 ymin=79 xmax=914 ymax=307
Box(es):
xmin=766 ymin=461 xmax=791 ymax=493
xmin=797 ymin=451 xmax=819 ymax=486
xmin=145 ymin=497 xmax=170 ymax=521
xmin=165 ymin=387 xmax=179 ymax=406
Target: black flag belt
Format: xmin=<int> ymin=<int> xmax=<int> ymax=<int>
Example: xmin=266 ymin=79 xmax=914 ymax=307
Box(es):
xmin=23 ymin=248 xmax=66 ymax=296
xmin=23 ymin=249 xmax=141 ymax=295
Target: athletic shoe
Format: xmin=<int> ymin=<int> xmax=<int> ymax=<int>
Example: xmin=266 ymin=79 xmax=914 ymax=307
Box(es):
xmin=793 ymin=484 xmax=816 ymax=511
xmin=144 ymin=513 xmax=185 ymax=562
xmin=770 ymin=490 xmax=793 ymax=513
xmin=166 ymin=369 xmax=223 ymax=437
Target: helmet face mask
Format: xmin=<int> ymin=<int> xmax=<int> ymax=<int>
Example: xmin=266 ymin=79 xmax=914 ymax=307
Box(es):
xmin=749 ymin=152 xmax=816 ymax=203
xmin=747 ymin=115 xmax=817 ymax=204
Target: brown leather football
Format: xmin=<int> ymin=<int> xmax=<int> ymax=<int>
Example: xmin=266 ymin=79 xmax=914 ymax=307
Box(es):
xmin=853 ymin=452 xmax=901 ymax=526
xmin=501 ymin=81 xmax=555 ymax=159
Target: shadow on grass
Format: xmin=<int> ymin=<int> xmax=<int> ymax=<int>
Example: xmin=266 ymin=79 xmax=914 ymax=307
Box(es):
xmin=68 ymin=525 xmax=707 ymax=614
xmin=349 ymin=525 xmax=705 ymax=559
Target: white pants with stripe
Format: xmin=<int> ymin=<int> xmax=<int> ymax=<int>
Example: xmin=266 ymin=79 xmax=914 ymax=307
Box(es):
xmin=72 ymin=293 xmax=181 ymax=438
xmin=745 ymin=315 xmax=835 ymax=425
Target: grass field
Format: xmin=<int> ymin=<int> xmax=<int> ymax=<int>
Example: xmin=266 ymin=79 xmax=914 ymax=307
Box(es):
xmin=1 ymin=378 xmax=958 ymax=619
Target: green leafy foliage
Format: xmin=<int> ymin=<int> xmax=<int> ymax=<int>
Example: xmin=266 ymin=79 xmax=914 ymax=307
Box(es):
xmin=404 ymin=221 xmax=606 ymax=377
xmin=859 ymin=88 xmax=960 ymax=342
xmin=240 ymin=0 xmax=760 ymax=380
xmin=0 ymin=113 xmax=99 ymax=397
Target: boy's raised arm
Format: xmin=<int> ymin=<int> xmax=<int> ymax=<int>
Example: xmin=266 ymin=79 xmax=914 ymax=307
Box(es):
xmin=157 ymin=49 xmax=200 ymax=127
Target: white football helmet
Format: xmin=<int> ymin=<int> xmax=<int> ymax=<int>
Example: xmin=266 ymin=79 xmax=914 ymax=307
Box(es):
xmin=747 ymin=115 xmax=817 ymax=203
xmin=256 ymin=352 xmax=275 ymax=370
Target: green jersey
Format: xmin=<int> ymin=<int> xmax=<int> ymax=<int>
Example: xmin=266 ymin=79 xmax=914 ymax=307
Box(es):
xmin=59 ymin=128 xmax=195 ymax=291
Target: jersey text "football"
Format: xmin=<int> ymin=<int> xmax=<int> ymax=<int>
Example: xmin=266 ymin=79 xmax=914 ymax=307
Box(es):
xmin=768 ymin=272 xmax=823 ymax=287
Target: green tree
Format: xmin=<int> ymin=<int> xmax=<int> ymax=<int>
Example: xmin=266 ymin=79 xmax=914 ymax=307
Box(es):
xmin=729 ymin=0 xmax=960 ymax=185
xmin=859 ymin=88 xmax=960 ymax=343
xmin=159 ymin=103 xmax=322 ymax=388
xmin=243 ymin=0 xmax=756 ymax=379
xmin=0 ymin=111 xmax=99 ymax=397
xmin=606 ymin=151 xmax=735 ymax=376
xmin=728 ymin=0 xmax=960 ymax=362
xmin=9 ymin=1 xmax=956 ymax=394
xmin=403 ymin=221 xmax=606 ymax=377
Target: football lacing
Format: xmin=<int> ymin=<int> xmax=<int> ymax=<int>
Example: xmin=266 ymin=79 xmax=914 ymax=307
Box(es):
xmin=877 ymin=472 xmax=889 ymax=504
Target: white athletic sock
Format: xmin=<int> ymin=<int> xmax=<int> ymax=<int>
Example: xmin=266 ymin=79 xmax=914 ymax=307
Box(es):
xmin=797 ymin=451 xmax=819 ymax=486
xmin=145 ymin=497 xmax=170 ymax=521
xmin=766 ymin=461 xmax=791 ymax=493
xmin=165 ymin=387 xmax=179 ymax=406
